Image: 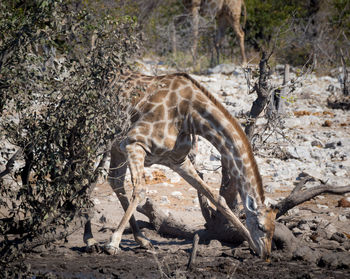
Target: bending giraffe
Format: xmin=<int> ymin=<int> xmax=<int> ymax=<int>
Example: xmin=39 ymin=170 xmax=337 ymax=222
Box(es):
xmin=184 ymin=0 xmax=247 ymax=65
xmin=84 ymin=71 xmax=277 ymax=259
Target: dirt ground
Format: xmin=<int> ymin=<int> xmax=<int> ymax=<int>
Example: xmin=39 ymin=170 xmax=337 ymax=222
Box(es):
xmin=16 ymin=172 xmax=350 ymax=279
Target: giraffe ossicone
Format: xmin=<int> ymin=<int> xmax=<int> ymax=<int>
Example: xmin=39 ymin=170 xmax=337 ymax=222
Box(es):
xmin=84 ymin=71 xmax=277 ymax=259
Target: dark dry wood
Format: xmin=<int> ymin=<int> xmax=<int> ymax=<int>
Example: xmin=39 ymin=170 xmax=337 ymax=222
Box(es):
xmin=187 ymin=233 xmax=200 ymax=270
xmin=0 ymin=148 xmax=23 ymax=179
xmin=275 ymin=175 xmax=350 ymax=219
xmin=245 ymin=51 xmax=271 ymax=139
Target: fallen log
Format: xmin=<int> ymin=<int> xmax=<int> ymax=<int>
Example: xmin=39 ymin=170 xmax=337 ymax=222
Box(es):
xmin=136 ymin=176 xmax=350 ymax=257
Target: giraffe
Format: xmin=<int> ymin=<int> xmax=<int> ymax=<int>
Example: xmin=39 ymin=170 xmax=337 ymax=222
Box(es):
xmin=83 ymin=70 xmax=277 ymax=259
xmin=184 ymin=0 xmax=247 ymax=65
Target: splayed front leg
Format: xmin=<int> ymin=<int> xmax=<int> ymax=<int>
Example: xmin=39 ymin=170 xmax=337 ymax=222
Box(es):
xmin=104 ymin=193 xmax=142 ymax=255
xmin=105 ymin=143 xmax=147 ymax=254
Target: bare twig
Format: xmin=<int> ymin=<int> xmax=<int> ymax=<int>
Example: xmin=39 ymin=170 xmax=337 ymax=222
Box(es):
xmin=245 ymin=51 xmax=271 ymax=139
xmin=0 ymin=148 xmax=23 ymax=179
xmin=340 ymin=48 xmax=349 ymax=96
xmin=187 ymin=233 xmax=200 ymax=270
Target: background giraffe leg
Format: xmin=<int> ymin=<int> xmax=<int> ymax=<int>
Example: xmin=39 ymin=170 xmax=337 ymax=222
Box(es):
xmin=214 ymin=16 xmax=227 ymax=65
xmin=109 ymin=147 xmax=151 ymax=249
xmin=105 ymin=144 xmax=147 ymax=255
xmin=191 ymin=1 xmax=200 ymax=65
xmin=231 ymin=14 xmax=247 ymax=65
xmin=169 ymin=157 xmax=257 ymax=253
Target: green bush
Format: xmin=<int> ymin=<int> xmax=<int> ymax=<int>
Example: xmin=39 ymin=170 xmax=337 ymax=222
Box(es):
xmin=0 ymin=0 xmax=140 ymax=267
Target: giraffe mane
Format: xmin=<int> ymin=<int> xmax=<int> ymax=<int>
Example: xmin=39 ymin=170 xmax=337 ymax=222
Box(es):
xmin=176 ymin=73 xmax=265 ymax=202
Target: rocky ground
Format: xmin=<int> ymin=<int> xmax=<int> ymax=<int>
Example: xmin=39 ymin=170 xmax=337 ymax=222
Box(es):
xmin=3 ymin=61 xmax=350 ymax=278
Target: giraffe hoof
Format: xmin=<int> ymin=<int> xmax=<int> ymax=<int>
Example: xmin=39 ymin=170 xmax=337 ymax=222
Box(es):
xmin=104 ymin=244 xmax=120 ymax=255
xmin=85 ymin=238 xmax=101 ymax=253
xmin=136 ymin=237 xmax=153 ymax=250
xmin=86 ymin=243 xmax=101 ymax=254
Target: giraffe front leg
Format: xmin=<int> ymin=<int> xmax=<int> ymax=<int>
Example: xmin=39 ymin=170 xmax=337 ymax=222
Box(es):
xmin=109 ymin=147 xmax=152 ymax=250
xmin=105 ymin=143 xmax=148 ymax=255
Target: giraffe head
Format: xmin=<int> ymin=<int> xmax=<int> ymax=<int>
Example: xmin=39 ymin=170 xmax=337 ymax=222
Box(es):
xmin=244 ymin=195 xmax=278 ymax=260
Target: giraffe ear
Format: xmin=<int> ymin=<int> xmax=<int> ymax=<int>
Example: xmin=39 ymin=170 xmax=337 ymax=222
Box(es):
xmin=246 ymin=195 xmax=257 ymax=213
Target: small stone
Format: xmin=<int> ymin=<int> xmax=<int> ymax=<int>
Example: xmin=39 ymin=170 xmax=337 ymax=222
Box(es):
xmin=328 ymin=212 xmax=335 ymax=217
xmin=289 ymin=208 xmax=300 ymax=215
xmin=299 ymin=223 xmax=310 ymax=231
xmin=311 ymin=140 xmax=324 ymax=148
xmin=317 ymin=204 xmax=328 ymax=209
xmin=93 ymin=198 xmax=101 ymax=205
xmin=264 ymin=197 xmax=278 ymax=206
xmin=322 ymin=120 xmax=332 ymax=127
xmin=338 ymin=215 xmax=347 ymax=222
xmin=160 ymin=196 xmax=170 ymax=204
xmin=338 ymin=197 xmax=350 ymax=208
xmin=330 ymin=232 xmax=346 ymax=243
xmin=108 ymin=195 xmax=118 ymax=202
xmin=208 ymin=239 xmax=222 ymax=249
xmin=170 ymin=176 xmax=181 ymax=183
xmin=192 ymin=197 xmax=199 ymax=205
xmin=99 ymin=215 xmax=107 ymax=223
xmin=325 ymin=142 xmax=337 ymax=149
xmin=324 ymin=223 xmax=338 ymax=239
xmin=146 ymin=189 xmax=158 ymax=195
xmin=292 ymin=227 xmax=303 ymax=235
xmin=171 ymin=191 xmax=183 ymax=199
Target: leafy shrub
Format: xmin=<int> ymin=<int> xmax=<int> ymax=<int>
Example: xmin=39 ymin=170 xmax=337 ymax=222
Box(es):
xmin=0 ymin=0 xmax=141 ymax=266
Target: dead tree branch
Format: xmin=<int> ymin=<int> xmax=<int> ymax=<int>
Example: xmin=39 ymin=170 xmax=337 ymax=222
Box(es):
xmin=245 ymin=51 xmax=271 ymax=139
xmin=340 ymin=48 xmax=349 ymax=96
xmin=187 ymin=234 xmax=200 ymax=270
xmin=275 ymin=175 xmax=350 ymax=219
xmin=137 ymin=198 xmax=195 ymax=239
xmin=0 ymin=148 xmax=22 ymax=179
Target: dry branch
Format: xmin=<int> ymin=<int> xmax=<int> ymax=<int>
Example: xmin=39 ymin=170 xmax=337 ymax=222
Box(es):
xmin=137 ymin=198 xmax=195 ymax=239
xmin=187 ymin=234 xmax=200 ymax=270
xmin=0 ymin=148 xmax=22 ymax=179
xmin=275 ymin=175 xmax=350 ymax=219
xmin=245 ymin=51 xmax=271 ymax=139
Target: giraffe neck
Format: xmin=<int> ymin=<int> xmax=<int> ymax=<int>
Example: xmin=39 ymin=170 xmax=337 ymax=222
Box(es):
xmin=183 ymin=74 xmax=264 ymax=206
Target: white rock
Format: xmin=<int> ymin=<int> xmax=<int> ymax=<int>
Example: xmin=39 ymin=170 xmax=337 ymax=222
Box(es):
xmin=285 ymin=146 xmax=312 ymax=161
xmin=171 ymin=191 xmax=183 ymax=199
xmin=146 ymin=189 xmax=158 ymax=195
xmin=338 ymin=215 xmax=347 ymax=222
xmin=264 ymin=197 xmax=278 ymax=206
xmin=170 ymin=175 xmax=181 ymax=184
xmin=328 ymin=212 xmax=335 ymax=217
xmin=289 ymin=208 xmax=300 ymax=215
xmin=265 ymin=182 xmax=280 ymax=193
xmin=93 ymin=198 xmax=101 ymax=205
xmin=324 ymin=223 xmax=337 ymax=239
xmin=207 ymin=63 xmax=237 ymax=75
xmin=160 ymin=196 xmax=170 ymax=204
xmin=317 ymin=204 xmax=329 ymax=209
xmin=335 ymin=170 xmax=347 ymax=177
xmin=108 ymin=195 xmax=118 ymax=202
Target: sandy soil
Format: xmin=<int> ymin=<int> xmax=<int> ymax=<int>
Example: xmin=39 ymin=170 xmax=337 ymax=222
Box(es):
xmin=20 ymin=172 xmax=350 ymax=279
